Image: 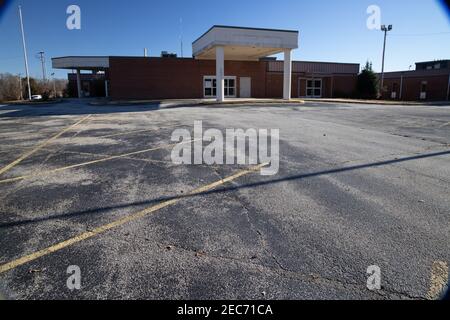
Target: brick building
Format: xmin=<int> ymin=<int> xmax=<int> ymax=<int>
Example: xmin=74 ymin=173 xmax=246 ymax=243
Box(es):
xmin=380 ymin=60 xmax=450 ymax=101
xmin=53 ymin=27 xmax=450 ymax=102
xmin=53 ymin=26 xmax=359 ymax=101
xmin=58 ymin=57 xmax=359 ymax=100
xmin=107 ymin=57 xmax=359 ymax=100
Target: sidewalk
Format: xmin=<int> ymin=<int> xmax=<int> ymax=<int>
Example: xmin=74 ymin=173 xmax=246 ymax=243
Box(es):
xmin=89 ymin=98 xmax=305 ymax=107
xmin=303 ymin=98 xmax=450 ymax=106
xmin=89 ymin=97 xmax=450 ymax=108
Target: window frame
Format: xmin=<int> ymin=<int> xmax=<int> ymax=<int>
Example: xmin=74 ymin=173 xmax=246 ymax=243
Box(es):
xmin=420 ymin=81 xmax=427 ymax=93
xmin=305 ymin=78 xmax=322 ymax=98
xmin=203 ymin=76 xmax=237 ymax=98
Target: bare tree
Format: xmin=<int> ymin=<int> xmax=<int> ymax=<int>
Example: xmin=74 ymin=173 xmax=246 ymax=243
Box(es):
xmin=53 ymin=79 xmax=69 ymax=98
xmin=0 ymin=73 xmax=22 ymax=102
xmin=0 ymin=73 xmax=68 ymax=102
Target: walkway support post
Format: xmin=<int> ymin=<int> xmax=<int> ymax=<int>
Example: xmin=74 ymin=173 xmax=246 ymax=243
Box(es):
xmin=447 ymin=73 xmax=450 ymax=101
xmin=105 ymin=80 xmax=109 ymax=98
xmin=76 ymin=69 xmax=82 ymax=99
xmin=283 ymin=49 xmax=292 ymax=100
xmin=216 ymin=46 xmax=225 ymax=102
xmin=399 ymin=75 xmax=404 ymax=100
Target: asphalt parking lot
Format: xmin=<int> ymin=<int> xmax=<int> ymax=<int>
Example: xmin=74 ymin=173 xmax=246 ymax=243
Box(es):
xmin=0 ymin=99 xmax=449 ymax=300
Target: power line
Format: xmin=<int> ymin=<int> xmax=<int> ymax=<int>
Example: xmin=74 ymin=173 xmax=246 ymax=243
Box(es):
xmin=0 ymin=56 xmax=23 ymax=61
xmin=389 ymin=31 xmax=450 ymax=37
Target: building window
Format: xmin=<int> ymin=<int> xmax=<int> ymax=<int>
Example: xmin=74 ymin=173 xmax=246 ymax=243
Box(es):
xmin=204 ymin=78 xmax=216 ymax=97
xmin=420 ymin=81 xmax=427 ymax=100
xmin=82 ymin=81 xmax=91 ymax=97
xmin=391 ymin=83 xmax=399 ymax=99
xmin=420 ymin=81 xmax=427 ymax=93
xmin=306 ymin=79 xmax=322 ymax=98
xmin=203 ymin=76 xmax=236 ymax=98
xmin=225 ymin=78 xmax=235 ymax=97
xmin=392 ymin=83 xmax=398 ymax=93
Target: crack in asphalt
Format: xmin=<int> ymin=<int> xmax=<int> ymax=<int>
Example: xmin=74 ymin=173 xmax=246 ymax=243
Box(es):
xmin=387 ymin=131 xmax=448 ymax=146
xmin=203 ymin=166 xmax=423 ymax=299
xmin=144 ymin=236 xmax=424 ymax=300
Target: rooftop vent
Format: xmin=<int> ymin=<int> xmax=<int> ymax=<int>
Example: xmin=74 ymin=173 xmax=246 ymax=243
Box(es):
xmin=161 ymin=51 xmax=177 ymax=58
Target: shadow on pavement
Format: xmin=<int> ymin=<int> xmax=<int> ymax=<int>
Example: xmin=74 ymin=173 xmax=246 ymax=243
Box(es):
xmin=443 ymin=284 xmax=450 ymax=300
xmin=1 ymin=149 xmax=449 ymax=229
xmin=0 ymin=99 xmax=166 ymax=118
xmin=0 ymin=99 xmax=328 ymax=118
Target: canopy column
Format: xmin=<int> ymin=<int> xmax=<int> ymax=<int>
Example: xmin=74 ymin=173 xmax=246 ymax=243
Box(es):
xmin=283 ymin=49 xmax=292 ymax=100
xmin=216 ymin=46 xmax=225 ymax=102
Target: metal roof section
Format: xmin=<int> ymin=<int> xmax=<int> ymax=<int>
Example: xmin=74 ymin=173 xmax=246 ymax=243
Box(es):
xmin=379 ymin=69 xmax=450 ymax=79
xmin=268 ymin=61 xmax=360 ymax=74
xmin=52 ymin=56 xmax=110 ymax=69
xmin=192 ymin=25 xmax=299 ymax=61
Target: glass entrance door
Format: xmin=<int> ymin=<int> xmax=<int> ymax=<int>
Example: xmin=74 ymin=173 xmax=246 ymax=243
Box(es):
xmin=203 ymin=76 xmax=236 ymax=98
xmin=306 ymin=79 xmax=322 ymax=98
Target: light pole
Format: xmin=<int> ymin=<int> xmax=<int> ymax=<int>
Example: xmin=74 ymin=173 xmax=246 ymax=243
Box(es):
xmin=379 ymin=24 xmax=393 ymax=98
xmin=18 ymin=5 xmax=32 ymax=100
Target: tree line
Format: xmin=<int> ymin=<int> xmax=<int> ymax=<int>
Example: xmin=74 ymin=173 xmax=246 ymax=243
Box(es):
xmin=0 ymin=73 xmax=68 ymax=102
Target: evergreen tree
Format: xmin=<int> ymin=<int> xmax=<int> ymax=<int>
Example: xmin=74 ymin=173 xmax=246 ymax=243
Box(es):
xmin=356 ymin=61 xmax=379 ymax=99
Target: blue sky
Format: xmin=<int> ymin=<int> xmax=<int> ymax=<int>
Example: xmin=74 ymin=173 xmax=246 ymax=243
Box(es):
xmin=0 ymin=0 xmax=449 ymax=79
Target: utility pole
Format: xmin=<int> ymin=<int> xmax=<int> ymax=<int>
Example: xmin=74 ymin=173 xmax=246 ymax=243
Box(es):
xmin=18 ymin=5 xmax=32 ymax=100
xmin=51 ymin=72 xmax=57 ymax=98
xmin=379 ymin=24 xmax=393 ymax=98
xmin=180 ymin=18 xmax=184 ymax=58
xmin=37 ymin=51 xmax=47 ymax=82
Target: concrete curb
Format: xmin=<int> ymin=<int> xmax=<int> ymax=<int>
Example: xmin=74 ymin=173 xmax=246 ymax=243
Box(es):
xmin=303 ymin=98 xmax=450 ymax=106
xmin=5 ymin=99 xmax=64 ymax=106
xmin=89 ymin=99 xmax=306 ymax=108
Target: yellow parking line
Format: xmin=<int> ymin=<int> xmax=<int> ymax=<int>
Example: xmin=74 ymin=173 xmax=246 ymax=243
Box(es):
xmin=427 ymin=261 xmax=448 ymax=300
xmin=0 ymin=163 xmax=268 ymax=274
xmin=96 ymin=124 xmax=191 ymax=139
xmin=0 ymin=139 xmax=200 ymax=185
xmin=438 ymin=121 xmax=450 ymax=129
xmin=0 ymin=115 xmax=92 ymax=177
xmin=99 ymin=128 xmax=158 ymax=138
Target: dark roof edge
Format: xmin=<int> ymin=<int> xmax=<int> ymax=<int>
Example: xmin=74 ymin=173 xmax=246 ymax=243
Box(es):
xmin=282 ymin=60 xmax=360 ymax=66
xmin=415 ymin=59 xmax=450 ymax=64
xmin=52 ymin=56 xmax=360 ymax=66
xmin=52 ymin=56 xmax=109 ymax=60
xmin=376 ymin=69 xmax=450 ymax=77
xmin=52 ymin=56 xmax=195 ymax=60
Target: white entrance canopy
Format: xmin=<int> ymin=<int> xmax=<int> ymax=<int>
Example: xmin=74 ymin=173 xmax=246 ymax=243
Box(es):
xmin=52 ymin=56 xmax=110 ymax=69
xmin=52 ymin=56 xmax=110 ymax=98
xmin=193 ymin=26 xmax=299 ymax=101
xmin=193 ymin=26 xmax=298 ymax=61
